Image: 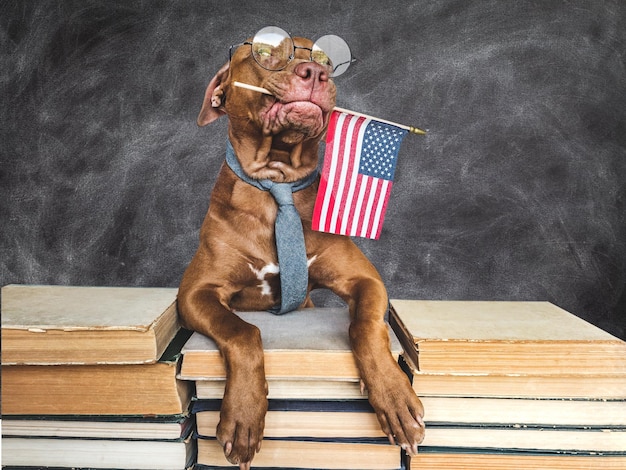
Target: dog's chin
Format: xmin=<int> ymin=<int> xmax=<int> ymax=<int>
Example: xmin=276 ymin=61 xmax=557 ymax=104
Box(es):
xmin=274 ymin=129 xmax=312 ymax=146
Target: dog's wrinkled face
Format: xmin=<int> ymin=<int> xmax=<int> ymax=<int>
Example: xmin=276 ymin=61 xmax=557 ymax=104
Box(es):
xmin=240 ymin=37 xmax=336 ymax=142
xmin=198 ymin=36 xmax=337 ymax=183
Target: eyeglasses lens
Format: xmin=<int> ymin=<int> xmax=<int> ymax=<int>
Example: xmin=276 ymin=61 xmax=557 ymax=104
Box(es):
xmin=251 ymin=26 xmax=293 ymax=71
xmin=313 ymin=35 xmax=352 ymax=77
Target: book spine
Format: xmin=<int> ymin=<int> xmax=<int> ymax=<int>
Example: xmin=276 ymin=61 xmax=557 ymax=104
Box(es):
xmin=389 ymin=305 xmax=420 ymax=371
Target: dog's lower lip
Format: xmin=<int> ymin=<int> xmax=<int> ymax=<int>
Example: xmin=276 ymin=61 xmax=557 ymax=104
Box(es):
xmin=263 ymin=88 xmax=332 ymax=113
xmin=272 ymin=97 xmax=331 ymax=114
xmin=281 ymin=100 xmax=324 ymax=112
xmin=260 ymin=100 xmax=327 ymax=135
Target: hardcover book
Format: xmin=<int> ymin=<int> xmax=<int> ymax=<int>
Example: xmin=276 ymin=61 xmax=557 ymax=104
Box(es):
xmin=194 ymin=377 xmax=366 ymax=400
xmin=1 ymin=284 xmax=180 ymax=365
xmin=179 ymin=307 xmax=401 ymax=381
xmin=2 ymin=436 xmax=195 ymax=470
xmin=2 ymin=412 xmax=192 ymax=440
xmin=389 ymin=300 xmax=626 ymax=374
xmin=197 ymin=437 xmax=401 ymax=470
xmin=408 ymin=450 xmax=626 ymax=469
xmin=409 ymin=370 xmax=626 ymax=399
xmin=418 ymin=424 xmax=626 ymax=453
xmin=2 ymin=329 xmax=193 ymax=415
xmin=194 ymin=399 xmax=385 ymax=439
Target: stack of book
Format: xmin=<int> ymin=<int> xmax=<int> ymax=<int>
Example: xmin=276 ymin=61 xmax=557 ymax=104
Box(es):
xmin=1 ymin=284 xmax=195 ymax=470
xmin=178 ymin=307 xmax=405 ymax=470
xmin=389 ymin=299 xmax=626 ymax=469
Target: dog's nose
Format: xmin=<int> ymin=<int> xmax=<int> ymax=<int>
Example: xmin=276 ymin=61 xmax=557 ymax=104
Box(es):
xmin=294 ymin=61 xmax=330 ymax=84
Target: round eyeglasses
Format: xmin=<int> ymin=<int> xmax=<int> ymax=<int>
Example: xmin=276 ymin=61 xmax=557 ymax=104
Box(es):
xmin=229 ymin=26 xmax=355 ymax=77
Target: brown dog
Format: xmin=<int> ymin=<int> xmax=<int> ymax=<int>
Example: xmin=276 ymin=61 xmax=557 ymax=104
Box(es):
xmin=178 ymin=29 xmax=425 ymax=469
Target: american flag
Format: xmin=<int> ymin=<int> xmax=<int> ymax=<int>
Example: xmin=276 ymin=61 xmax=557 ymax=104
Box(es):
xmin=312 ymin=110 xmax=408 ymax=239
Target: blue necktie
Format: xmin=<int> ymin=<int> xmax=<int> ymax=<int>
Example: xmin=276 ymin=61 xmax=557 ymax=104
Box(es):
xmin=225 ymin=141 xmax=317 ymax=314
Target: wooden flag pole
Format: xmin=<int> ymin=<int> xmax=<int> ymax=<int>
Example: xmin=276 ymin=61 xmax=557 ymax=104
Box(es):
xmin=233 ymin=81 xmax=427 ymax=135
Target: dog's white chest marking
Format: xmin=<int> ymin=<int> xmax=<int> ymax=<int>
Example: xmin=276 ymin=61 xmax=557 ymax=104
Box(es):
xmin=249 ymin=256 xmax=317 ymax=297
xmin=249 ymin=263 xmax=279 ymax=297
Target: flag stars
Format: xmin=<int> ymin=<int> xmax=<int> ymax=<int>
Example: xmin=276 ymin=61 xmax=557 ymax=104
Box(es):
xmin=359 ymin=122 xmax=406 ymax=181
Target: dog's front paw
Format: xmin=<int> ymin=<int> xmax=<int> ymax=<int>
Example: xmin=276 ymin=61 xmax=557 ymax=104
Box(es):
xmin=216 ymin=379 xmax=268 ymax=469
xmin=367 ymin=368 xmax=425 ymax=456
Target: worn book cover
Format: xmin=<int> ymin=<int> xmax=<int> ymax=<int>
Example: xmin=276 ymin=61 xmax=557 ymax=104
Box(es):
xmin=390 ymin=300 xmax=626 ymax=374
xmin=179 ymin=307 xmax=401 ymax=381
xmin=1 ymin=284 xmax=180 ymax=365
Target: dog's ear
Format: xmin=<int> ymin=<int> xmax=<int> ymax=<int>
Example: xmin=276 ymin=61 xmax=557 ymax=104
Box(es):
xmin=197 ymin=62 xmax=230 ymax=127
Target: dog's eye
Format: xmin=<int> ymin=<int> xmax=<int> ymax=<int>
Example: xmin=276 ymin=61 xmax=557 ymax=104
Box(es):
xmin=253 ymin=42 xmax=276 ymax=59
xmin=312 ymin=51 xmax=332 ymax=68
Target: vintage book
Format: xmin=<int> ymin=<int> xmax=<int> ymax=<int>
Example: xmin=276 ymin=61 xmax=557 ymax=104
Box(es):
xmin=178 ymin=307 xmax=401 ymax=381
xmin=194 ymin=392 xmax=626 ymax=430
xmin=1 ymin=329 xmax=193 ymax=416
xmin=197 ymin=375 xmax=626 ymax=410
xmin=197 ymin=437 xmax=401 ymax=470
xmin=195 ymin=397 xmax=626 ymax=440
xmin=195 ymin=377 xmax=366 ymax=400
xmin=408 ymin=450 xmax=626 ymax=469
xmin=418 ymin=396 xmax=626 ymax=427
xmin=2 ymin=412 xmax=192 ymax=440
xmin=196 ymin=372 xmax=624 ymax=401
xmin=194 ymin=399 xmax=385 ymax=439
xmin=410 ymin=370 xmax=626 ymax=399
xmin=1 ymin=284 xmax=180 ymax=365
xmin=389 ymin=300 xmax=626 ymax=374
xmin=418 ymin=424 xmax=626 ymax=453
xmin=2 ymin=435 xmax=195 ymax=469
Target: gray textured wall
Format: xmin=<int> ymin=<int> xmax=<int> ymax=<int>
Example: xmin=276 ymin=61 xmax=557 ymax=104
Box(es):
xmin=2 ymin=0 xmax=625 ymax=339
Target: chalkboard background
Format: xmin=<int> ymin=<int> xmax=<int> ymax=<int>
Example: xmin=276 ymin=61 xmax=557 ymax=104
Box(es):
xmin=2 ymin=0 xmax=625 ymax=339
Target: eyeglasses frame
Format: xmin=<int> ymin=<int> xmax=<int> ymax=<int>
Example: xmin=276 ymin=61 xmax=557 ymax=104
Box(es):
xmin=228 ymin=30 xmax=355 ymax=77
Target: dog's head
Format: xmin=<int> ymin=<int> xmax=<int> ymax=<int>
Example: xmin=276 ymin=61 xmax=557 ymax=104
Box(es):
xmin=198 ymin=27 xmax=349 ymax=183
